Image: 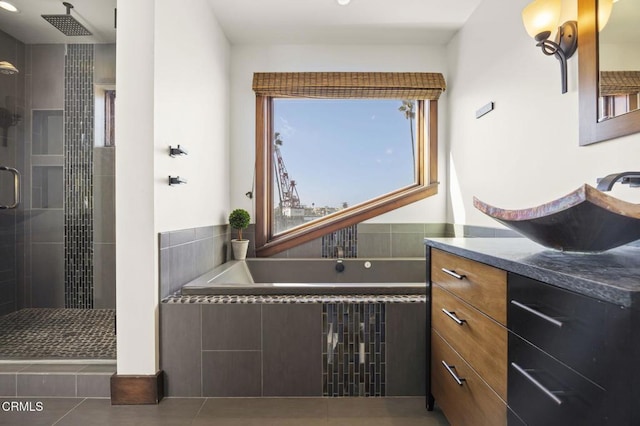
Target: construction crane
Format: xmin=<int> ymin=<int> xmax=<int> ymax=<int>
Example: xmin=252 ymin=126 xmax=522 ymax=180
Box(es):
xmin=273 ymin=132 xmax=303 ymax=217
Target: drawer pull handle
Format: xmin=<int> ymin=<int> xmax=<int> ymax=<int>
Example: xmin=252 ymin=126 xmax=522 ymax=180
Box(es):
xmin=511 ymin=362 xmax=564 ymax=406
xmin=441 ymin=360 xmax=466 ymax=385
xmin=441 ymin=308 xmax=466 ymax=325
xmin=510 ymin=300 xmax=564 ymax=328
xmin=441 ymin=268 xmax=466 ymax=280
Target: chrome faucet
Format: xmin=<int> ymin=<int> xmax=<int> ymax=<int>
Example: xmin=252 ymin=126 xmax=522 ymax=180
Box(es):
xmin=596 ymin=172 xmax=640 ymax=191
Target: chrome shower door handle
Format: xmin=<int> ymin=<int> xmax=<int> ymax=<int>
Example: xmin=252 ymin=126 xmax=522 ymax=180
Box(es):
xmin=0 ymin=166 xmax=20 ymax=209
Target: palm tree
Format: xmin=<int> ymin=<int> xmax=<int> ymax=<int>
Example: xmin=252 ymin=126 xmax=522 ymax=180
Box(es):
xmin=398 ymin=100 xmax=415 ymax=171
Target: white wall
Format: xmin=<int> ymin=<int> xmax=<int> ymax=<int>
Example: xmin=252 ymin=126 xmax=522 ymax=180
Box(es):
xmin=229 ymin=44 xmax=449 ymax=224
xmin=115 ymin=0 xmax=230 ymax=375
xmin=600 ymin=43 xmax=640 ymax=70
xmin=154 ymin=0 xmax=231 ymax=231
xmin=115 ymin=0 xmax=157 ymax=375
xmin=445 ymin=0 xmax=640 ymax=228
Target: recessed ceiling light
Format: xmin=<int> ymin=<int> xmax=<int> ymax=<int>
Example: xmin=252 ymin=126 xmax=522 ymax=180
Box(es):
xmin=0 ymin=1 xmax=19 ymax=13
xmin=336 ymin=0 xmax=351 ymax=5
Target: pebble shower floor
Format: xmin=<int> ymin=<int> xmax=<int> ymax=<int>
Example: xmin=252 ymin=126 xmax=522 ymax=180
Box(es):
xmin=0 ymin=308 xmax=116 ymax=359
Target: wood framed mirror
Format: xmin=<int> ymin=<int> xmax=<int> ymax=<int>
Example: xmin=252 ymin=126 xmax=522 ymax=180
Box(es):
xmin=578 ymin=0 xmax=640 ymax=146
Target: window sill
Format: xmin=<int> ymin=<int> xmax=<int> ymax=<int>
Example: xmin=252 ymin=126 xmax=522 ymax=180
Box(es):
xmin=255 ymin=182 xmax=439 ymax=257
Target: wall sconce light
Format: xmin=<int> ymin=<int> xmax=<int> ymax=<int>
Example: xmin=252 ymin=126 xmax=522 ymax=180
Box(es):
xmin=522 ymin=0 xmax=577 ymax=94
xmin=597 ymin=0 xmax=614 ymax=32
xmin=0 ymin=61 xmax=19 ymax=75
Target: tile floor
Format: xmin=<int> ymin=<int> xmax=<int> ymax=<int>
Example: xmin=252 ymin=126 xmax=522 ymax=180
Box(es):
xmin=0 ymin=397 xmax=449 ymax=426
xmin=0 ymin=309 xmax=116 ymax=359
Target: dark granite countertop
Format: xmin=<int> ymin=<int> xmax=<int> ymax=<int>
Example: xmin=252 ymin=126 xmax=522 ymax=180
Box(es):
xmin=424 ymin=238 xmax=640 ymax=308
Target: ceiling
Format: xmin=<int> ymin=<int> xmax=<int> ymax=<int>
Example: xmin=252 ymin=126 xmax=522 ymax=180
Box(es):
xmin=0 ymin=0 xmax=481 ymax=46
xmin=208 ymin=0 xmax=482 ymax=45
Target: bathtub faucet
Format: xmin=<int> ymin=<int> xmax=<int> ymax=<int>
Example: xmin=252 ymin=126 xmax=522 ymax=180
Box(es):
xmin=334 ymin=246 xmax=345 ymax=272
xmin=596 ymin=172 xmax=640 ymax=191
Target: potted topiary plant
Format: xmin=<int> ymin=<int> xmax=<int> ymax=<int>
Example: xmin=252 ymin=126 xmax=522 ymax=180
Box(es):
xmin=229 ymin=208 xmax=251 ymax=260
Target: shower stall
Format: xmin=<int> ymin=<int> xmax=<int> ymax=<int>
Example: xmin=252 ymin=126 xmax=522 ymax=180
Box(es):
xmin=0 ymin=27 xmax=116 ymax=360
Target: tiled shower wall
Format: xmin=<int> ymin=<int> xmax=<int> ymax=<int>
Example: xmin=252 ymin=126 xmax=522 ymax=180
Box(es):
xmin=24 ymin=44 xmax=66 ymax=308
xmin=64 ymin=44 xmax=94 ymax=309
xmin=11 ymin=43 xmax=116 ymax=310
xmin=158 ymin=225 xmax=230 ymax=299
xmin=93 ymin=147 xmax=115 ymax=309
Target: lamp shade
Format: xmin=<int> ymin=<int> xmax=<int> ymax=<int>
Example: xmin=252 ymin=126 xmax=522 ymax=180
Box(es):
xmin=522 ymin=0 xmax=562 ymax=39
xmin=598 ymin=0 xmax=614 ymax=31
xmin=0 ymin=61 xmax=19 ymax=75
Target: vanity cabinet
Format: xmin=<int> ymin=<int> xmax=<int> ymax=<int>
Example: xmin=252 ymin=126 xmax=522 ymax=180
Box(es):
xmin=426 ymin=242 xmax=636 ymax=426
xmin=429 ymin=248 xmax=508 ymax=426
xmin=507 ymin=273 xmax=629 ymax=426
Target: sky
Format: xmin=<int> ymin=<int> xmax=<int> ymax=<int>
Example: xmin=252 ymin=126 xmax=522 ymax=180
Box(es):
xmin=273 ymin=99 xmax=416 ymax=208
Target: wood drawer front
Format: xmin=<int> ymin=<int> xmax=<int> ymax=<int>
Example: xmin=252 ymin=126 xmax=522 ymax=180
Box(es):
xmin=432 ymin=330 xmax=507 ymax=426
xmin=508 ymin=334 xmax=606 ymax=426
xmin=431 ymin=284 xmax=507 ymax=401
xmin=508 ymin=273 xmax=619 ymax=387
xmin=431 ymin=248 xmax=507 ymax=325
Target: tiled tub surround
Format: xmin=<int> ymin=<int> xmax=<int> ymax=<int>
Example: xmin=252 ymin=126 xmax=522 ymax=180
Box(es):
xmin=156 ymin=223 xmax=514 ymax=398
xmin=159 ymin=223 xmax=515 ymax=295
xmin=324 ymin=302 xmax=386 ymax=397
xmin=240 ymin=222 xmax=519 ymax=259
xmin=158 ymin=225 xmax=229 ymax=299
xmin=160 ymin=295 xmax=426 ymax=398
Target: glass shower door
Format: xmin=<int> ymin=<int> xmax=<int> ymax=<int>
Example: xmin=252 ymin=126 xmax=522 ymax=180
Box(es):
xmin=0 ymin=60 xmax=23 ymax=318
xmin=0 ymin=164 xmax=20 ymax=318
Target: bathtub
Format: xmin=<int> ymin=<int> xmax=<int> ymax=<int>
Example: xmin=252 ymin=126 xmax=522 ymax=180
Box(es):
xmin=180 ymin=258 xmax=425 ymax=295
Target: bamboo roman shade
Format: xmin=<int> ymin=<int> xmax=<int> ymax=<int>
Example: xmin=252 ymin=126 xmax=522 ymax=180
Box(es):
xmin=252 ymin=72 xmax=446 ymax=100
xmin=600 ymin=71 xmax=640 ymax=97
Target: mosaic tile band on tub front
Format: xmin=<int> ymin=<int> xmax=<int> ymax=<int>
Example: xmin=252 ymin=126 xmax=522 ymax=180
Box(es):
xmin=162 ymin=294 xmax=426 ymax=304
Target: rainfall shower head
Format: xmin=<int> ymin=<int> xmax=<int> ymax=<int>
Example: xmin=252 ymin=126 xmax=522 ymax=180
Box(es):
xmin=0 ymin=61 xmax=19 ymax=75
xmin=42 ymin=2 xmax=92 ymax=36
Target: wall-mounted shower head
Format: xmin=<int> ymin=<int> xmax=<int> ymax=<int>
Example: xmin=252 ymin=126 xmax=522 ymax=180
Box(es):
xmin=0 ymin=61 xmax=19 ymax=75
xmin=42 ymin=2 xmax=92 ymax=36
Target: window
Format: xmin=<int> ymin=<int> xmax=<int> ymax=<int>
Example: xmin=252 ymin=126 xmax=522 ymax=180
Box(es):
xmin=94 ymin=87 xmax=115 ymax=148
xmin=105 ymin=90 xmax=116 ymax=147
xmin=253 ymin=72 xmax=445 ymax=256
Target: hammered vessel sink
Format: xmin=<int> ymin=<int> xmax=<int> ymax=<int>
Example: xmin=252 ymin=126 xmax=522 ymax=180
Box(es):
xmin=473 ymin=184 xmax=640 ymax=252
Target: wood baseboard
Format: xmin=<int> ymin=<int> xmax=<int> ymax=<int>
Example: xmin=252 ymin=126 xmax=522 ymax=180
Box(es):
xmin=111 ymin=371 xmax=164 ymax=405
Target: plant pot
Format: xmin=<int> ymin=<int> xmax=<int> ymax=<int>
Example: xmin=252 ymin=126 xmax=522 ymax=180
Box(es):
xmin=231 ymin=239 xmax=250 ymax=260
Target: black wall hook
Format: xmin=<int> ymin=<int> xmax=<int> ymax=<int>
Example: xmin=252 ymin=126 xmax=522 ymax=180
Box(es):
xmin=169 ymin=145 xmax=188 ymax=157
xmin=168 ymin=176 xmax=187 ymax=186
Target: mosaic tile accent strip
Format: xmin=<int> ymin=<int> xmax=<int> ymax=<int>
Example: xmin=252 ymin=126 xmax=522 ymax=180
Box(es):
xmin=0 ymin=308 xmax=116 ymax=359
xmin=322 ymin=225 xmax=357 ymax=258
xmin=323 ymin=303 xmax=385 ymax=397
xmin=64 ymin=44 xmax=95 ymax=309
xmin=162 ymin=294 xmax=426 ymax=304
